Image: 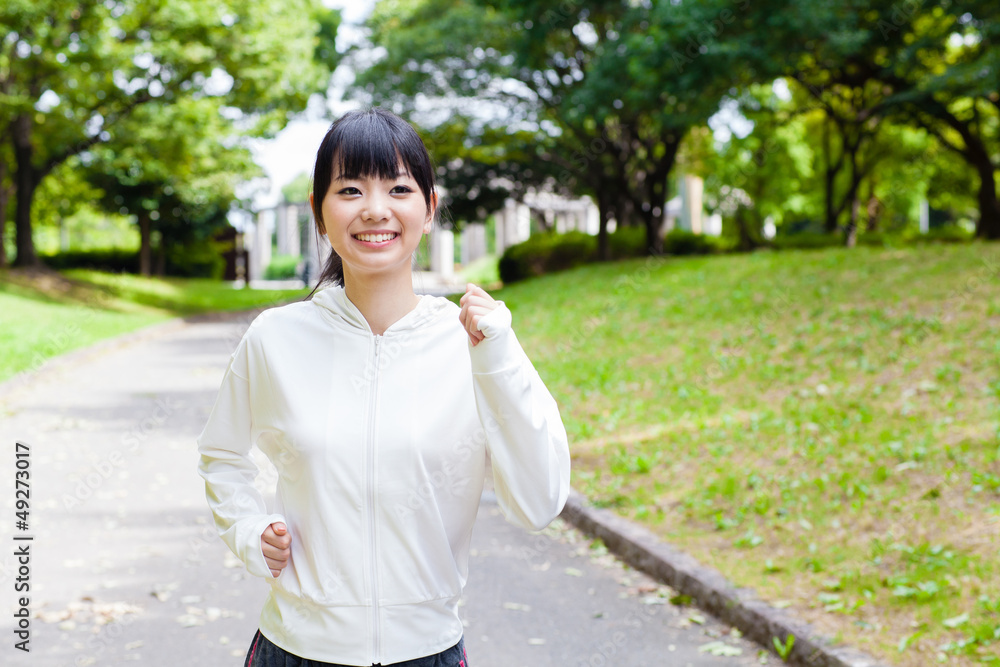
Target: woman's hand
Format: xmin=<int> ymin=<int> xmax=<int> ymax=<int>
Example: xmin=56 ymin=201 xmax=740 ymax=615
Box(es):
xmin=458 ymin=283 xmax=500 ymax=347
xmin=261 ymin=522 xmax=291 ymax=577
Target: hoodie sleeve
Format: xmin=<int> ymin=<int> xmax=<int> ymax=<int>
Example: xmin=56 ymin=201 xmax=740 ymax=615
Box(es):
xmin=469 ymin=302 xmax=571 ymax=531
xmin=196 ymin=329 xmax=286 ymax=579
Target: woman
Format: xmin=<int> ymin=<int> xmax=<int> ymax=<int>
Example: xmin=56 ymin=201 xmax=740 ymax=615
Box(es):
xmin=196 ymin=107 xmax=571 ymax=667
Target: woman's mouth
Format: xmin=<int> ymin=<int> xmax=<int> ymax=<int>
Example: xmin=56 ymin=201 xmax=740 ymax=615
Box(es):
xmin=352 ymin=232 xmax=399 ymax=246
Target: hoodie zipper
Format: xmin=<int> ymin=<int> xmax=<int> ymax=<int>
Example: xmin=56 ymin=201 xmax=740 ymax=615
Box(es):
xmin=368 ymin=334 xmax=382 ymax=664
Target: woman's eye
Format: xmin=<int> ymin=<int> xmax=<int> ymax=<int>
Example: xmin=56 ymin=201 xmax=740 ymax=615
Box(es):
xmin=338 ymin=187 xmax=360 ymax=195
xmin=391 ymin=185 xmax=412 ymax=194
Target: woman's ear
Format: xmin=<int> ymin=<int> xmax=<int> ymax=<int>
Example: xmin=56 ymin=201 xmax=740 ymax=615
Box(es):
xmin=423 ymin=191 xmax=438 ymax=234
xmin=310 ymin=192 xmax=326 ymax=235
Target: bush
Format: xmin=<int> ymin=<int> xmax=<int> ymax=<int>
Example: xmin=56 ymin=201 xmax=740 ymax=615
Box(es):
xmin=768 ymin=232 xmax=843 ymax=251
xmin=910 ymin=226 xmax=975 ymax=244
xmin=164 ymin=239 xmax=227 ymax=279
xmin=547 ymin=231 xmax=597 ymax=271
xmin=663 ymin=229 xmax=723 ymax=255
xmin=499 ymin=231 xmax=596 ymax=283
xmin=40 ymin=248 xmax=139 ymax=273
xmin=767 ymin=226 xmax=976 ymax=251
xmin=41 ymin=238 xmax=228 ymax=279
xmin=608 ymin=226 xmax=648 ymax=259
xmin=498 ymin=227 xmax=736 ymax=283
xmin=855 ymin=232 xmax=897 ymax=247
xmin=264 ymin=255 xmax=302 ymax=280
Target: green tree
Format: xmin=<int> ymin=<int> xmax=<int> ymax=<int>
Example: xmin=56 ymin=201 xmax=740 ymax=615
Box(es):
xmin=421 ymin=119 xmax=571 ymax=229
xmin=701 ymin=85 xmax=818 ymax=249
xmin=874 ymin=0 xmax=1000 ymax=238
xmin=750 ymin=0 xmax=1000 ymax=239
xmin=1 ymin=0 xmax=339 ymax=267
xmin=281 ymin=172 xmax=312 ymax=205
xmin=86 ymin=96 xmax=261 ymax=275
xmin=358 ymin=0 xmax=748 ymax=257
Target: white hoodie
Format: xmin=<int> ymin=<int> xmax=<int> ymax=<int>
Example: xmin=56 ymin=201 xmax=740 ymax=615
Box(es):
xmin=196 ymin=285 xmax=571 ymax=666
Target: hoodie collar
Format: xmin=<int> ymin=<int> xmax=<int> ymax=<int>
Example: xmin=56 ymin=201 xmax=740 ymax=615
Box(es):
xmin=311 ymin=285 xmax=447 ymax=335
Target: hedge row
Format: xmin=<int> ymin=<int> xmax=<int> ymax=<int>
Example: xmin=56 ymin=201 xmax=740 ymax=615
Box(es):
xmin=498 ymin=228 xmax=727 ymax=283
xmin=40 ymin=239 xmax=228 ymax=279
xmin=264 ymin=255 xmax=301 ymax=280
xmin=498 ymin=225 xmax=977 ymax=283
xmin=769 ymin=226 xmax=974 ymax=250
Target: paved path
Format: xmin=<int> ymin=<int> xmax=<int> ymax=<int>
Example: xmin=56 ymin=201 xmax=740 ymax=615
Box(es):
xmin=0 ymin=308 xmax=779 ymax=666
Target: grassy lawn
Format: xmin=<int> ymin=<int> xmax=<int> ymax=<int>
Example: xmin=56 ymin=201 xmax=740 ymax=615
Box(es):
xmin=0 ymin=268 xmax=308 ymax=383
xmin=457 ymin=253 xmax=501 ymax=287
xmin=493 ymin=243 xmax=1000 ymax=666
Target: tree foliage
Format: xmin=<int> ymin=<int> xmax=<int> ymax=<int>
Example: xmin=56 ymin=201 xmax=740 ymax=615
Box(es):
xmin=355 ymin=0 xmax=999 ymax=250
xmin=1 ymin=0 xmax=340 ymax=267
xmin=358 ymin=0 xmax=748 ymax=256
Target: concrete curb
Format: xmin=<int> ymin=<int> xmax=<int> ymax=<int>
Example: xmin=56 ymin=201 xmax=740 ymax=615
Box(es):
xmin=559 ymin=490 xmax=893 ymax=667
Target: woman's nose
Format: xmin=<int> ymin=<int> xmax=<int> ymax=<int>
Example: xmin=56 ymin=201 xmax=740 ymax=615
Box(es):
xmin=362 ymin=192 xmax=390 ymax=222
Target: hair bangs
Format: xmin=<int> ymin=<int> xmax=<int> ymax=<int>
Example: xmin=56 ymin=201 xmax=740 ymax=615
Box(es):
xmin=331 ymin=114 xmax=407 ymax=182
xmin=308 ymin=107 xmax=437 ymax=292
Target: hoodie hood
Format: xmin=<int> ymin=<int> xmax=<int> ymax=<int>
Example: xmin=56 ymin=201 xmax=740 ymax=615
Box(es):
xmin=310 ymin=285 xmax=453 ymax=335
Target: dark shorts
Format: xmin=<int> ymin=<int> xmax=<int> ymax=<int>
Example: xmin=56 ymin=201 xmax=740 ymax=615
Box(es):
xmin=243 ymin=629 xmax=468 ymax=667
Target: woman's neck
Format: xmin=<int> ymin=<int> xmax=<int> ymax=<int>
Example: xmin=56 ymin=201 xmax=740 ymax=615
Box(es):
xmin=342 ymin=268 xmax=421 ymax=336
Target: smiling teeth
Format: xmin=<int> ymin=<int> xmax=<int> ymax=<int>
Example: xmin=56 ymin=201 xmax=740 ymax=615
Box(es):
xmin=355 ymin=233 xmax=397 ymax=242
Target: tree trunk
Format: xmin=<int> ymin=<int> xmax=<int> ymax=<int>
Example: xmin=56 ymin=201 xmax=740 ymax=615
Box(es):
xmin=642 ymin=213 xmax=659 ymax=255
xmin=0 ymin=157 xmax=8 ymax=269
xmin=154 ymin=244 xmax=166 ymax=276
xmin=865 ymin=194 xmax=881 ymax=232
xmin=138 ymin=211 xmax=152 ymax=276
xmin=973 ymin=158 xmax=1000 ymax=240
xmin=12 ymin=116 xmax=40 ymax=268
xmin=613 ymin=197 xmax=627 ymax=229
xmin=644 ymin=177 xmax=668 ymax=256
xmin=844 ymin=195 xmax=860 ymax=247
xmin=833 ymin=137 xmax=866 ymax=245
xmin=823 ymin=119 xmax=839 ymax=234
xmin=734 ymin=205 xmax=758 ymax=252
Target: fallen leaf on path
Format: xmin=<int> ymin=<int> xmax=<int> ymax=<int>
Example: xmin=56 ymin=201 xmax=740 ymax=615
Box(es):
xmin=699 ymin=641 xmax=743 ymax=656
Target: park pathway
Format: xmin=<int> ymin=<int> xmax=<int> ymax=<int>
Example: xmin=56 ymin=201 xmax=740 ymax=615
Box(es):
xmin=0 ymin=305 xmax=778 ymax=666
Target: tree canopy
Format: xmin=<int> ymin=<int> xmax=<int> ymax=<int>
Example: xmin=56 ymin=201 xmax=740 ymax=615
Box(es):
xmin=1 ymin=0 xmax=341 ymax=266
xmin=353 ymin=0 xmax=998 ymax=250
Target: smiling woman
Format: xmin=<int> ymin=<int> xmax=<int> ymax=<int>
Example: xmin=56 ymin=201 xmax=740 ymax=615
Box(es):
xmin=307 ymin=107 xmax=437 ymax=298
xmin=196 ymin=107 xmax=571 ymax=667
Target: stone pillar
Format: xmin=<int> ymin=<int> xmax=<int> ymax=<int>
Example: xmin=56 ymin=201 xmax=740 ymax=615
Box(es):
xmin=586 ymin=201 xmax=600 ymax=235
xmin=919 ymin=198 xmax=929 ymax=234
xmin=247 ymin=209 xmax=274 ymax=281
xmin=514 ymin=203 xmax=531 ymax=244
xmin=681 ymin=174 xmax=704 ymax=234
xmin=430 ymin=226 xmax=455 ymax=278
xmin=495 ymin=199 xmax=515 ymax=254
xmin=275 ymin=205 xmax=288 ymax=255
xmin=287 ymin=205 xmax=301 ymax=256
xmin=304 ymin=215 xmax=330 ymax=288
xmin=275 ymin=204 xmax=302 ymax=256
xmin=461 ymin=223 xmax=487 ymax=265
xmin=705 ymin=213 xmax=723 ymax=236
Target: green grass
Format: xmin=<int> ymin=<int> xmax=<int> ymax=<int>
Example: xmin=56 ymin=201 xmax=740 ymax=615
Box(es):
xmin=0 ymin=268 xmax=308 ymax=383
xmin=492 ymin=243 xmax=1000 ymax=666
xmin=457 ymin=254 xmax=500 ymax=287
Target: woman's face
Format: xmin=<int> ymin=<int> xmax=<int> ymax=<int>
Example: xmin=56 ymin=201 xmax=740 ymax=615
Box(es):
xmin=315 ymin=161 xmax=434 ymax=284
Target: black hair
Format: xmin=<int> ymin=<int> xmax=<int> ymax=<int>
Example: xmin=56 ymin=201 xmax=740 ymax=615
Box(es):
xmin=307 ymin=107 xmax=436 ymax=295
